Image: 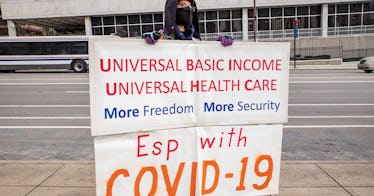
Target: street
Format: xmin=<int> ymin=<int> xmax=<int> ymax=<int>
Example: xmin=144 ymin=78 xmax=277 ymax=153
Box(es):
xmin=0 ymin=69 xmax=373 ymax=160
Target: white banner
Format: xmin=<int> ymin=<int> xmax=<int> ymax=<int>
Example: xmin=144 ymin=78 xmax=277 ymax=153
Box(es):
xmin=89 ymin=39 xmax=290 ymax=136
xmin=95 ymin=125 xmax=283 ymax=196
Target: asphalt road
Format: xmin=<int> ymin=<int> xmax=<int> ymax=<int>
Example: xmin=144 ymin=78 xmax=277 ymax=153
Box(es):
xmin=0 ymin=69 xmax=373 ymax=160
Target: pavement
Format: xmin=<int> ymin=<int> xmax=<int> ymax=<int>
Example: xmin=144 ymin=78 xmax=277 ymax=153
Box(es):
xmin=290 ymin=61 xmax=358 ymax=70
xmin=1 ymin=61 xmax=372 ymax=196
xmin=0 ymin=160 xmax=373 ymax=196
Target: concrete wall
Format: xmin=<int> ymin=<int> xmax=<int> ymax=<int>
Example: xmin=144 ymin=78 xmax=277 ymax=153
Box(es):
xmin=1 ymin=0 xmax=365 ymax=19
xmin=281 ymin=35 xmax=374 ymax=59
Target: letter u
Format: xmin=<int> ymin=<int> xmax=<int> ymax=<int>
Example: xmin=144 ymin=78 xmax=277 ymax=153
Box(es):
xmin=106 ymin=83 xmax=117 ymax=96
xmin=100 ymin=58 xmax=111 ymax=72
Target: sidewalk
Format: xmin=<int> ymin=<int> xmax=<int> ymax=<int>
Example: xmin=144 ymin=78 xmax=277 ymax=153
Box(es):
xmin=290 ymin=61 xmax=358 ymax=70
xmin=0 ymin=160 xmax=373 ymax=196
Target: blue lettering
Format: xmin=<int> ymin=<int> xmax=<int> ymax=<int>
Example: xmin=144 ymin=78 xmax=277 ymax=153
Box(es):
xmin=204 ymin=102 xmax=234 ymax=112
xmin=104 ymin=107 xmax=139 ymax=119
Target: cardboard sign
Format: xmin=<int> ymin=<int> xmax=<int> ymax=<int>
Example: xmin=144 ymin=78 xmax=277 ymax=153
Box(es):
xmin=89 ymin=39 xmax=290 ymax=136
xmin=95 ymin=125 xmax=283 ymax=196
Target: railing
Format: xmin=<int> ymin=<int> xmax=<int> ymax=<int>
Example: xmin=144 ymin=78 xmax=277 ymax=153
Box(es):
xmin=328 ymin=25 xmax=374 ymax=36
xmin=290 ymin=46 xmax=374 ymax=60
xmin=342 ymin=48 xmax=374 ymax=60
xmin=201 ymin=32 xmax=243 ymax=41
xmin=290 ymin=46 xmax=343 ymax=60
xmin=252 ymin=28 xmax=322 ymax=40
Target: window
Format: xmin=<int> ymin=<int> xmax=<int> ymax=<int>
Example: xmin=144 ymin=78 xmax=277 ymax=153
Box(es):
xmin=271 ymin=8 xmax=282 ymax=17
xmin=0 ymin=19 xmax=7 ymax=26
xmin=298 ymin=17 xmax=309 ymax=28
xmin=154 ymin=14 xmax=163 ymax=22
xmin=328 ymin=16 xmax=335 ymax=27
xmin=258 ymin=19 xmax=269 ymax=30
xmin=206 ymin=11 xmax=217 ymax=20
xmin=248 ymin=9 xmax=254 ymax=18
xmin=71 ymin=42 xmax=88 ymax=54
xmin=310 ymin=6 xmax=321 ymax=15
xmin=297 ymin=7 xmax=308 ymax=15
xmin=258 ymin=8 xmax=269 ymax=17
xmin=364 ymin=3 xmax=374 ymax=12
xmin=284 ymin=18 xmax=294 ymax=29
xmin=247 ymin=5 xmax=321 ymax=39
xmin=284 ymin=7 xmax=295 ymax=16
xmin=54 ymin=42 xmax=71 ymax=55
xmin=103 ymin=17 xmax=114 ymax=25
xmin=350 ymin=3 xmax=362 ymax=13
xmin=310 ymin=16 xmax=320 ymax=28
xmin=128 ymin=15 xmax=140 ymax=24
xmin=199 ymin=23 xmax=205 ymax=33
xmin=116 ymin=16 xmax=127 ymax=25
xmin=248 ymin=20 xmax=254 ymax=31
xmin=232 ymin=20 xmax=242 ymax=32
xmin=219 ymin=21 xmax=231 ymax=32
xmin=232 ymin=10 xmax=241 ymax=19
xmin=328 ymin=5 xmax=335 ymax=14
xmin=329 ymin=2 xmax=374 ymax=29
xmin=198 ymin=9 xmax=242 ymax=39
xmin=271 ymin=18 xmax=282 ymax=30
xmin=0 ymin=41 xmax=88 ymax=55
xmin=104 ymin=27 xmax=115 ymax=35
xmin=350 ymin=14 xmax=361 ymax=26
xmin=219 ymin=10 xmax=230 ymax=19
xmin=336 ymin=15 xmax=348 ymax=26
xmin=129 ymin=26 xmax=140 ymax=37
xmin=142 ymin=25 xmax=153 ymax=33
xmin=92 ymin=27 xmax=102 ymax=35
xmin=91 ymin=13 xmax=164 ymax=37
xmin=363 ymin=13 xmax=374 ymax=25
xmin=337 ymin=4 xmax=348 ymax=13
xmin=92 ymin=17 xmax=102 ymax=26
xmin=198 ymin=12 xmax=205 ymax=20
xmin=206 ymin=21 xmax=217 ymax=33
xmin=141 ymin=15 xmax=153 ymax=23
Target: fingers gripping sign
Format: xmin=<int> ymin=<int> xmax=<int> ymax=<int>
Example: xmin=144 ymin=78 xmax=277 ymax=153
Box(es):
xmin=142 ymin=30 xmax=164 ymax=45
xmin=217 ymin=34 xmax=234 ymax=47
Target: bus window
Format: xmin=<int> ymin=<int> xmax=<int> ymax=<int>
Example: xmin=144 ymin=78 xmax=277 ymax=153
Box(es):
xmin=11 ymin=42 xmax=27 ymax=55
xmin=27 ymin=42 xmax=46 ymax=55
xmin=0 ymin=43 xmax=10 ymax=55
xmin=0 ymin=36 xmax=89 ymax=72
xmin=54 ymin=42 xmax=71 ymax=54
xmin=71 ymin=41 xmax=88 ymax=54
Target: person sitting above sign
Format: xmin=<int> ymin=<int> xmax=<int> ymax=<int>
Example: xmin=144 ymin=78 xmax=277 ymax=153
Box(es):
xmin=142 ymin=0 xmax=234 ymax=46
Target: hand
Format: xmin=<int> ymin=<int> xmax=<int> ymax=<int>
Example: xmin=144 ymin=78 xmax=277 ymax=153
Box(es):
xmin=217 ymin=34 xmax=234 ymax=47
xmin=142 ymin=30 xmax=163 ymax=45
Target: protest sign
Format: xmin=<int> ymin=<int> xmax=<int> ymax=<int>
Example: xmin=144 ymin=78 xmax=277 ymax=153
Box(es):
xmin=90 ymin=39 xmax=290 ymax=136
xmin=95 ymin=125 xmax=283 ymax=196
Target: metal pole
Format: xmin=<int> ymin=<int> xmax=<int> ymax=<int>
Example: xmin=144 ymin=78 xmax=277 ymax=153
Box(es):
xmin=294 ymin=37 xmax=296 ymax=68
xmin=293 ymin=19 xmax=298 ymax=69
xmin=253 ymin=0 xmax=257 ymax=42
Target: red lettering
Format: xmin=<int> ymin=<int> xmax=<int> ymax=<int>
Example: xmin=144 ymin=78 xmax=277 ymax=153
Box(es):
xmin=186 ymin=59 xmax=194 ymax=71
xmin=137 ymin=134 xmax=149 ymax=158
xmin=100 ymin=58 xmax=111 ymax=72
xmin=167 ymin=140 xmax=179 ymax=161
xmin=106 ymin=83 xmax=116 ymax=96
xmin=152 ymin=141 xmax=162 ymax=156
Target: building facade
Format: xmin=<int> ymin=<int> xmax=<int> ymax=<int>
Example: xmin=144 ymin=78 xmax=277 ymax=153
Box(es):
xmin=0 ymin=4 xmax=8 ymax=36
xmin=1 ymin=0 xmax=373 ymax=59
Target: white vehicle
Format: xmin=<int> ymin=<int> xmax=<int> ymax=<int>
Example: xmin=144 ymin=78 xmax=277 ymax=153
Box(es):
xmin=358 ymin=56 xmax=374 ymax=73
xmin=0 ymin=36 xmax=88 ymax=72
